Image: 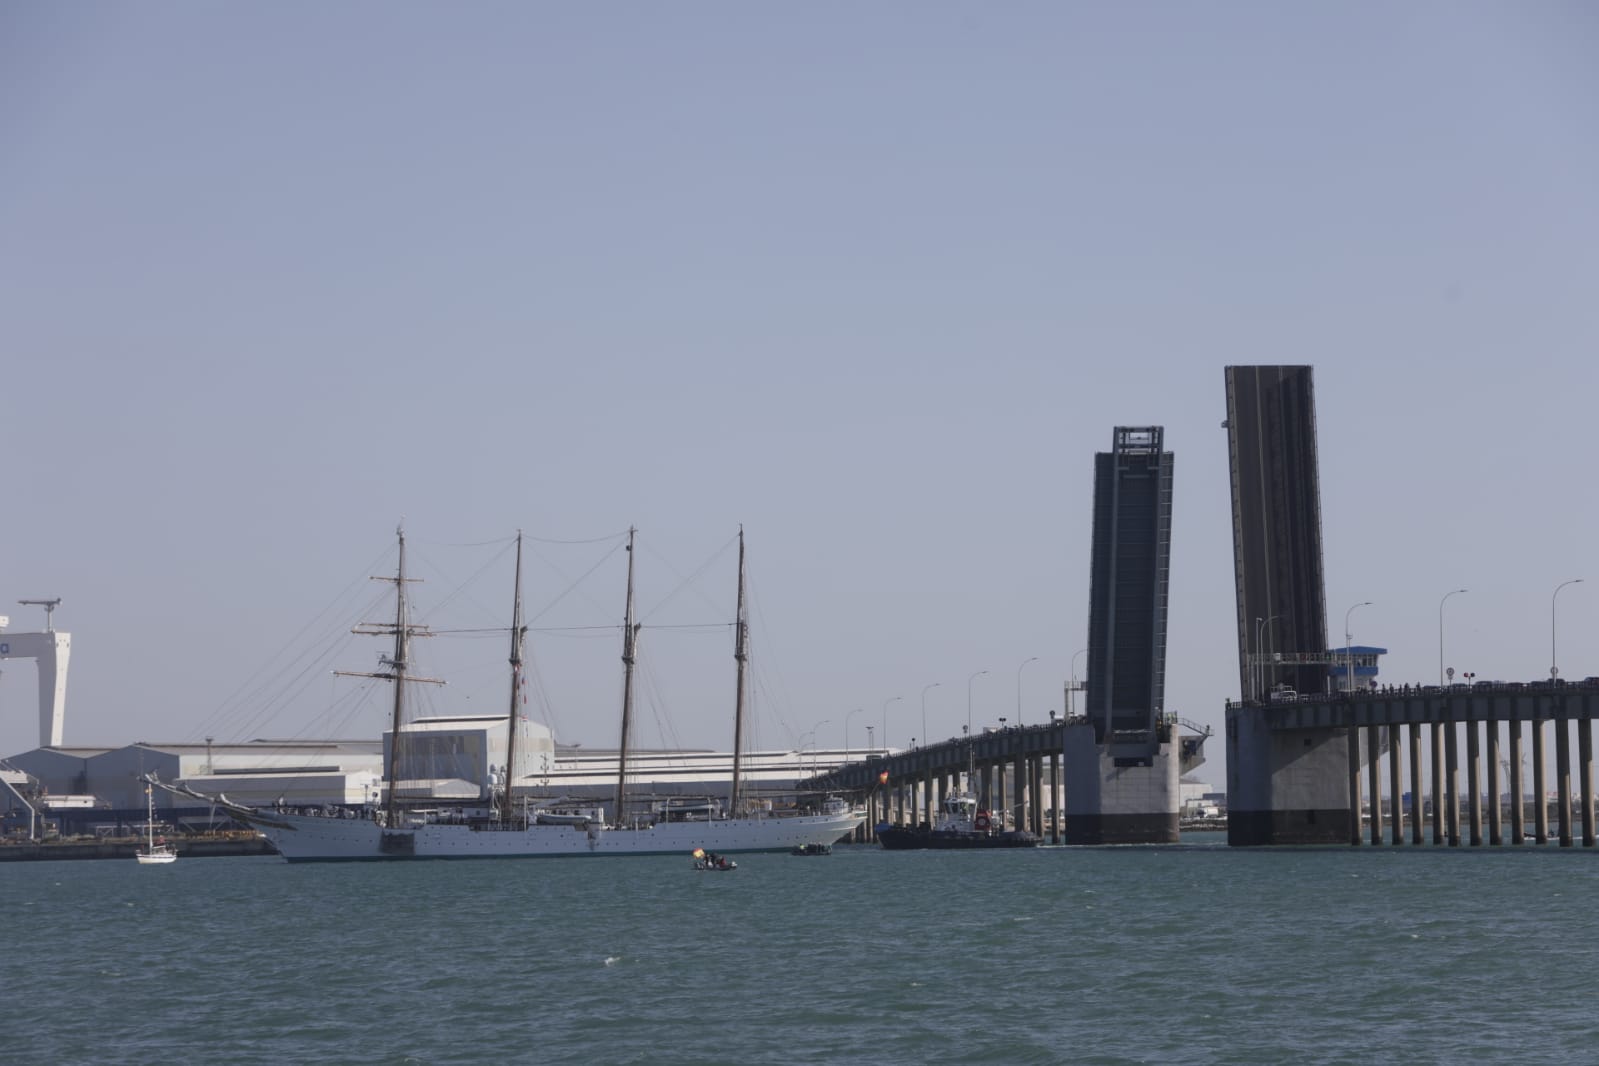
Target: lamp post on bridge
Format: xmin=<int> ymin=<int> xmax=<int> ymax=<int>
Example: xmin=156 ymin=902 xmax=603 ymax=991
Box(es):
xmin=844 ymin=707 xmax=863 ymax=762
xmin=1344 ymin=602 xmax=1373 ymax=694
xmin=1438 ymin=589 xmax=1468 ymax=687
xmin=881 ymin=695 xmax=902 ymax=753
xmin=1552 ymin=579 xmax=1583 ymax=680
xmin=967 ymin=669 xmax=988 ymax=736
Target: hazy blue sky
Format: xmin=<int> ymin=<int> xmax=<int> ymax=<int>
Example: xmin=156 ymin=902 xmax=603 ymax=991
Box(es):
xmin=3 ymin=3 xmax=1597 ymax=767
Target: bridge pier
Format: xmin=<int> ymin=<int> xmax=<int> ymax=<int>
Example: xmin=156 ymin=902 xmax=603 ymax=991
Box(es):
xmin=1388 ymin=724 xmax=1403 ymax=845
xmin=1446 ymin=724 xmax=1461 ymax=846
xmin=1510 ymin=723 xmax=1525 ymax=844
xmin=1487 ymin=722 xmax=1502 ymax=846
xmin=1228 ymin=705 xmax=1354 ymax=847
xmin=1581 ymin=719 xmax=1595 ymax=848
xmin=1533 ymin=721 xmax=1548 ymax=843
xmin=1366 ymin=725 xmax=1383 ymax=845
xmin=1409 ymin=722 xmax=1423 ymax=845
xmin=1064 ymin=721 xmax=1179 ymax=844
xmin=1557 ymin=715 xmax=1572 ymax=847
xmin=1467 ymin=720 xmax=1482 ymax=846
xmin=1048 ymin=751 xmax=1061 ymax=844
xmin=1439 ymin=725 xmax=1451 ymax=843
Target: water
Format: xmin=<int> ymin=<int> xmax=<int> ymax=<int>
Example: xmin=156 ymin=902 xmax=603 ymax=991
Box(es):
xmin=7 ymin=836 xmax=1599 ymax=1064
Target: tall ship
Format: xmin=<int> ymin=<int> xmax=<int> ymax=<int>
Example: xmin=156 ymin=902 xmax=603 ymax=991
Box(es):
xmin=166 ymin=527 xmax=862 ymax=861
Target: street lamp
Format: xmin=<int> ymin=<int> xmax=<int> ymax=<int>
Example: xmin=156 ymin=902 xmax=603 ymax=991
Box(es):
xmin=844 ymin=707 xmax=863 ymax=761
xmin=1254 ymin=615 xmax=1281 ymax=702
xmin=1438 ymin=589 xmax=1467 ymax=687
xmin=1553 ymin=579 xmax=1584 ymax=680
xmin=881 ymin=696 xmax=903 ymax=752
xmin=866 ymin=724 xmax=874 ymax=755
xmin=920 ymin=683 xmax=940 ymax=750
xmin=967 ymin=669 xmax=989 ymax=735
xmin=1069 ymin=649 xmax=1087 ymax=717
xmin=1015 ymin=657 xmax=1039 ymax=726
xmin=1344 ymin=602 xmax=1373 ymax=694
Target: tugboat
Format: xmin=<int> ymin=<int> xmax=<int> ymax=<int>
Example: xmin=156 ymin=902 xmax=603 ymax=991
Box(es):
xmin=875 ymin=791 xmax=1040 ymax=850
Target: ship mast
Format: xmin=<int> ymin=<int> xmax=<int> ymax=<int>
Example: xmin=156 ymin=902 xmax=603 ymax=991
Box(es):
xmin=729 ymin=526 xmax=749 ymax=816
xmin=502 ymin=531 xmax=526 ymax=824
xmin=382 ymin=528 xmax=411 ymax=829
xmin=337 ymin=526 xmax=441 ymax=829
xmin=613 ymin=527 xmax=639 ymax=827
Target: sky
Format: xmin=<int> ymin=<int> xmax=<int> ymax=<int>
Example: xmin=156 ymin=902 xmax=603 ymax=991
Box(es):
xmin=3 ymin=3 xmax=1597 ymax=769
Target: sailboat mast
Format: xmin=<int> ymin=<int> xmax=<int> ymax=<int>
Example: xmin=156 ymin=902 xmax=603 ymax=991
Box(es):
xmin=502 ymin=531 xmax=526 ymax=823
xmin=384 ymin=527 xmax=411 ymax=829
xmin=614 ymin=527 xmax=639 ymax=827
xmin=729 ymin=526 xmax=749 ymax=816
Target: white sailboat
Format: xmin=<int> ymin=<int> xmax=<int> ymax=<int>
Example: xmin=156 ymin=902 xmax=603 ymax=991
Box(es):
xmin=181 ymin=527 xmax=862 ymax=862
xmin=135 ymin=784 xmax=177 ymax=865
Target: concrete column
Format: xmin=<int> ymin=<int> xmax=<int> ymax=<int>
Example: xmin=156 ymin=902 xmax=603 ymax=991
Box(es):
xmin=991 ymin=757 xmax=1004 ymax=824
xmin=1467 ymin=719 xmax=1482 ymax=847
xmin=1556 ymin=714 xmax=1573 ymax=848
xmin=1430 ymin=723 xmax=1444 ymax=845
xmin=1010 ymin=754 xmax=1023 ymax=831
xmin=1509 ymin=722 xmax=1525 ymax=845
xmin=1029 ymin=755 xmax=1039 ymax=835
xmin=1389 ymin=724 xmax=1404 ymax=845
xmin=1534 ymin=718 xmax=1548 ymax=844
xmin=1486 ymin=720 xmax=1502 ymax=846
xmin=1024 ymin=756 xmax=1035 ymax=835
xmin=1049 ymin=750 xmax=1061 ymax=845
xmin=1445 ymin=723 xmax=1460 ymax=847
xmin=1581 ymin=718 xmax=1595 ymax=848
xmin=1367 ymin=725 xmax=1383 ymax=845
xmin=1347 ymin=727 xmax=1362 ymax=847
xmin=1408 ymin=723 xmax=1423 ymax=845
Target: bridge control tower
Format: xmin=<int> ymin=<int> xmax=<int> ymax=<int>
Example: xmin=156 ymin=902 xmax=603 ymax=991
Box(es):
xmin=0 ymin=599 xmax=72 ymax=748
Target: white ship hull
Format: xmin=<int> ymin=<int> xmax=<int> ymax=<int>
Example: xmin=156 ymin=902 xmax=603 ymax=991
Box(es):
xmin=241 ymin=808 xmax=864 ymax=862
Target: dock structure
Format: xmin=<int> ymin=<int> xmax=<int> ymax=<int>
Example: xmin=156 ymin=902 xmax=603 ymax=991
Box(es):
xmin=1231 ymin=682 xmax=1599 ymax=847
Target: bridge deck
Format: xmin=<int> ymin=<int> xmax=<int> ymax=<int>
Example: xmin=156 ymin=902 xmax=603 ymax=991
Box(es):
xmin=1234 ymin=681 xmax=1599 ymax=730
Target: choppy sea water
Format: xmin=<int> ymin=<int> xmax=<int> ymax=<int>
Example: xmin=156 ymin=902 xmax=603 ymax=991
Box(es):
xmin=7 ymin=834 xmax=1599 ymax=1065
